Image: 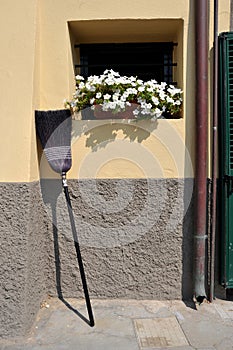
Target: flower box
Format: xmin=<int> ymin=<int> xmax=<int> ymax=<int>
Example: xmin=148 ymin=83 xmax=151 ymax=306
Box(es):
xmin=65 ymin=70 xmax=182 ymax=121
xmin=94 ymin=103 xmax=137 ymax=120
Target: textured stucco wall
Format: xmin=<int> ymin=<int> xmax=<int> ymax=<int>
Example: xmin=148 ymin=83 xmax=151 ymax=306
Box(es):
xmin=0 ymin=178 xmax=194 ymax=338
xmin=41 ymin=178 xmax=194 ymax=301
xmin=0 ymin=182 xmax=47 ymax=338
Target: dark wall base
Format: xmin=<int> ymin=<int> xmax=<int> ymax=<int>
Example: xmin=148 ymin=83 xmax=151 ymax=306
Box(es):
xmin=0 ymin=182 xmax=47 ymax=338
xmin=41 ymin=178 xmax=194 ymax=301
xmin=0 ymin=178 xmax=194 ymax=338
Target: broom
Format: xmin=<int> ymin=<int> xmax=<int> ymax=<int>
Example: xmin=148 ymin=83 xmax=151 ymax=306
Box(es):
xmin=35 ymin=109 xmax=94 ymax=327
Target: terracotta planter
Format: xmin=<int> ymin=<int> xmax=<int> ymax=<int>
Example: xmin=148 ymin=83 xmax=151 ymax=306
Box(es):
xmin=94 ymin=104 xmax=137 ymax=120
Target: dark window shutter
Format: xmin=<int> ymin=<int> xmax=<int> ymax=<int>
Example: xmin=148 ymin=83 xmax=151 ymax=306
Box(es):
xmin=219 ymin=32 xmax=233 ymax=287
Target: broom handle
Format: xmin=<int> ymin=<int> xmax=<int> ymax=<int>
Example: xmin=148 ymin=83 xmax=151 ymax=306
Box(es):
xmin=62 ymin=173 xmax=94 ymax=327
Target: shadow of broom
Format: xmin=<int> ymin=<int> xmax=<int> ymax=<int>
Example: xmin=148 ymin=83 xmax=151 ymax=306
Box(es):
xmin=35 ymin=109 xmax=94 ymax=327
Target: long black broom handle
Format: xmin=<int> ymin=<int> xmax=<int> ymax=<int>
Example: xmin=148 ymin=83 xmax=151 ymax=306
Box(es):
xmin=62 ymin=174 xmax=94 ymax=327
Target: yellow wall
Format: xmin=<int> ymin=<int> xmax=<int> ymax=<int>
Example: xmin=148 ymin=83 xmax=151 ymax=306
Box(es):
xmin=39 ymin=118 xmax=192 ymax=179
xmin=38 ymin=0 xmax=191 ymax=180
xmin=0 ymin=0 xmax=231 ymax=181
xmin=0 ymin=0 xmax=39 ymax=182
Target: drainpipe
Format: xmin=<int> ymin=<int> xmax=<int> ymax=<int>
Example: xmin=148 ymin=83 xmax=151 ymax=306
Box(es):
xmin=194 ymin=0 xmax=208 ymax=302
xmin=210 ymin=0 xmax=219 ymax=303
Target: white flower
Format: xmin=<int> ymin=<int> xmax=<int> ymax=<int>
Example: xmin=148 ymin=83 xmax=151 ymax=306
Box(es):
xmin=152 ymin=96 xmax=159 ymax=105
xmin=76 ymin=75 xmax=84 ymax=80
xmin=103 ymin=94 xmax=111 ymax=100
xmin=113 ymin=94 xmax=119 ymax=101
xmin=123 ymin=92 xmax=130 ymax=99
xmin=109 ymin=102 xmax=117 ymax=109
xmin=129 ymin=76 xmax=136 ymax=82
xmin=117 ymin=76 xmax=129 ymax=84
xmin=96 ymin=92 xmax=102 ymax=99
xmin=145 ymin=81 xmax=156 ymax=89
xmin=104 ymin=69 xmax=120 ymax=77
xmin=167 ymin=87 xmax=182 ymax=96
xmin=166 ymin=96 xmax=174 ymax=104
xmin=106 ymin=78 xmax=115 ymax=85
xmin=86 ymin=83 xmax=92 ymax=91
xmin=155 ymin=108 xmax=163 ymax=116
xmin=127 ymin=87 xmax=137 ymax=95
xmin=90 ymin=98 xmax=95 ymax=104
xmin=138 ymin=86 xmax=145 ymax=92
xmin=138 ymin=98 xmax=146 ymax=104
xmin=79 ymin=82 xmax=85 ymax=89
xmin=118 ymin=101 xmax=125 ymax=109
xmin=89 ymin=75 xmax=102 ymax=85
xmin=145 ymin=103 xmax=152 ymax=109
xmin=159 ymin=90 xmax=166 ymax=100
xmin=102 ymin=102 xmax=110 ymax=111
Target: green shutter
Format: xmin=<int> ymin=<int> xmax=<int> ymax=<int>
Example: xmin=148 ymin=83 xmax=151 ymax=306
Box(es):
xmin=219 ymin=32 xmax=233 ymax=288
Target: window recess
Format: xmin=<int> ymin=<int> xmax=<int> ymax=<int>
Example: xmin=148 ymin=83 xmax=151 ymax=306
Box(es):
xmin=74 ymin=42 xmax=178 ymax=85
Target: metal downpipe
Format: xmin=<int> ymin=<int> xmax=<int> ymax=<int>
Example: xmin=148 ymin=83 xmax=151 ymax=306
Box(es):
xmin=194 ymin=0 xmax=208 ymax=301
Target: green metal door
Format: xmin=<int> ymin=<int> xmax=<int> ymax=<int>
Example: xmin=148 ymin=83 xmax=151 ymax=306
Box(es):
xmin=219 ymin=32 xmax=233 ymax=288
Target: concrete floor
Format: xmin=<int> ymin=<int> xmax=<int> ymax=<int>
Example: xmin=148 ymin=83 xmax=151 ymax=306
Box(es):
xmin=1 ymin=297 xmax=233 ymax=350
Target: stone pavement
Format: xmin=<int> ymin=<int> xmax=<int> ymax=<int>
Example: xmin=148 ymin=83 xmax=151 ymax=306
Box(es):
xmin=1 ymin=297 xmax=233 ymax=350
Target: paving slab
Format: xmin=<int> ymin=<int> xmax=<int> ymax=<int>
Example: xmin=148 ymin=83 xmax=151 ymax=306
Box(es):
xmin=134 ymin=317 xmax=188 ymax=348
xmin=1 ymin=298 xmax=233 ymax=350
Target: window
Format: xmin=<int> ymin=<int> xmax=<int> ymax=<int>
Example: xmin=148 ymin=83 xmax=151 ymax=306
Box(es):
xmin=74 ymin=42 xmax=177 ymax=84
xmin=68 ymin=19 xmax=183 ymax=119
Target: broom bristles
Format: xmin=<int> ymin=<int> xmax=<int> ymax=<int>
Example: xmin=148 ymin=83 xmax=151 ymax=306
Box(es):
xmin=35 ymin=109 xmax=72 ymax=174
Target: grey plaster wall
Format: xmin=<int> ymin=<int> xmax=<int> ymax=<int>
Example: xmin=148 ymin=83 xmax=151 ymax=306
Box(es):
xmin=0 ymin=178 xmax=194 ymax=338
xmin=0 ymin=182 xmax=48 ymax=338
xmin=41 ymin=178 xmax=194 ymax=301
